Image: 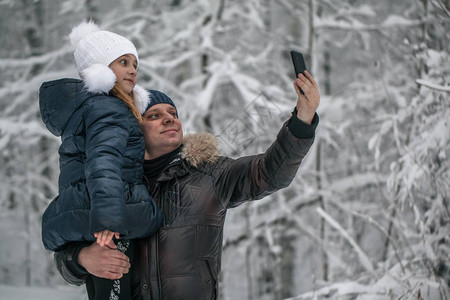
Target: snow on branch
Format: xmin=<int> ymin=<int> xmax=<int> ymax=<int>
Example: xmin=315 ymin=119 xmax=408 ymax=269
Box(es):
xmin=415 ymin=79 xmax=450 ymax=92
xmin=316 ymin=207 xmax=376 ymax=274
xmin=315 ymin=16 xmax=436 ymax=32
xmin=0 ymin=45 xmax=72 ymax=69
xmin=283 ymin=281 xmax=374 ymax=300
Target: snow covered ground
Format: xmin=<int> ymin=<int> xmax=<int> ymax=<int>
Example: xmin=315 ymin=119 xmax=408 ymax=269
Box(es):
xmin=0 ymin=284 xmax=87 ymax=300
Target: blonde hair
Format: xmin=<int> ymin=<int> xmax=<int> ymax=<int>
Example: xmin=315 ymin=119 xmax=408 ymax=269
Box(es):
xmin=110 ymin=86 xmax=143 ymax=126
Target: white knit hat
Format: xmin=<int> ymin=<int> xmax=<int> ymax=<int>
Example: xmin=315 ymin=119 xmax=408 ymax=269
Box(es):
xmin=69 ymin=20 xmax=148 ymax=113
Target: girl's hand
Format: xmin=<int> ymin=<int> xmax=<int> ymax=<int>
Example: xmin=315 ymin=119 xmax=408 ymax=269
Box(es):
xmin=94 ymin=230 xmax=120 ymax=247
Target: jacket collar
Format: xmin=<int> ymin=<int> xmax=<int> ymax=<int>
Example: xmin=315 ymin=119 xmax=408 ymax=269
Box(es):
xmin=181 ymin=132 xmax=221 ymax=168
xmin=155 ymin=132 xmax=221 ymax=182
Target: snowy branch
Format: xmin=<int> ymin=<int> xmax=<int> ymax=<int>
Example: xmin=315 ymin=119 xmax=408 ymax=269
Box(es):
xmin=415 ymin=79 xmax=450 ymax=92
xmin=316 ymin=207 xmax=376 ymax=274
xmin=315 ymin=16 xmax=447 ymax=32
xmin=0 ymin=45 xmax=72 ymax=68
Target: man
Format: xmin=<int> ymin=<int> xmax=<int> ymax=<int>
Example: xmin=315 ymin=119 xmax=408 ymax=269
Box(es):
xmin=55 ymin=71 xmax=320 ymax=299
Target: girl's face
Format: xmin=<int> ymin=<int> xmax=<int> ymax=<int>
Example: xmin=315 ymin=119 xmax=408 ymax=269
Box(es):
xmin=109 ymin=54 xmax=138 ymax=95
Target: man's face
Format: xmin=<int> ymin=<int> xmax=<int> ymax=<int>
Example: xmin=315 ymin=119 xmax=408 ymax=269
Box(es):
xmin=142 ymin=103 xmax=183 ymax=159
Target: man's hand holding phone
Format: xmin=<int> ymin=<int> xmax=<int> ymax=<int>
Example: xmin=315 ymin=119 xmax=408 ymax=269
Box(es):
xmin=290 ymin=51 xmax=319 ymax=124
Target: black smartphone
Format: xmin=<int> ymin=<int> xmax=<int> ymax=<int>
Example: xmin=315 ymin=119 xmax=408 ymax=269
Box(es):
xmin=290 ymin=50 xmax=307 ymax=78
xmin=290 ymin=50 xmax=307 ymax=94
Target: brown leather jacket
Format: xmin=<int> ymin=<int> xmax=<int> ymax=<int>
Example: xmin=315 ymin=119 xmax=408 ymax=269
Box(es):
xmin=55 ymin=112 xmax=318 ymax=300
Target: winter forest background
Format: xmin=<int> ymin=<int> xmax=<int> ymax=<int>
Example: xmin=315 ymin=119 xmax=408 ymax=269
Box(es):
xmin=0 ymin=0 xmax=449 ymax=299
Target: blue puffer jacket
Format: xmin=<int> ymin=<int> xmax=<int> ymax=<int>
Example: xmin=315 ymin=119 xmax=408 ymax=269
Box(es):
xmin=39 ymin=78 xmax=162 ymax=251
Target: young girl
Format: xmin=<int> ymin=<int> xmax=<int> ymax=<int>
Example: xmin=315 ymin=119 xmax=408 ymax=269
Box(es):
xmin=39 ymin=21 xmax=162 ymax=300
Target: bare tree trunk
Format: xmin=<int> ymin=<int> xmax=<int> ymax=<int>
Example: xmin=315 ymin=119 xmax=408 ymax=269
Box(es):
xmin=308 ymin=0 xmax=328 ymax=282
xmin=86 ymin=0 xmax=99 ymax=22
xmin=244 ymin=205 xmax=254 ymax=300
xmin=383 ymin=0 xmax=429 ymax=262
xmin=22 ymin=0 xmax=44 ymax=77
xmin=307 ymin=0 xmax=314 ymax=56
xmin=279 ymin=234 xmax=295 ymax=298
xmin=418 ymin=0 xmax=428 ymax=78
xmin=24 ymin=162 xmax=31 ymax=286
xmin=19 ymin=0 xmax=46 ymax=285
xmin=316 ymin=143 xmax=328 ymax=281
xmin=201 ymin=0 xmax=225 ymax=131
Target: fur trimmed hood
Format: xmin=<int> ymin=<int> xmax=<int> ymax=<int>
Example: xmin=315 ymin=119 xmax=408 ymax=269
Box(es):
xmin=181 ymin=132 xmax=221 ymax=168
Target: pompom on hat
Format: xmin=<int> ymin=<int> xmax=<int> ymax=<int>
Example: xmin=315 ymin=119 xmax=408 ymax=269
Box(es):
xmin=69 ymin=20 xmax=148 ymax=109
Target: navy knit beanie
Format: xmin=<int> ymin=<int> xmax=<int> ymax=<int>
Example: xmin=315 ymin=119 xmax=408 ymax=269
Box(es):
xmin=144 ymin=90 xmax=178 ymax=117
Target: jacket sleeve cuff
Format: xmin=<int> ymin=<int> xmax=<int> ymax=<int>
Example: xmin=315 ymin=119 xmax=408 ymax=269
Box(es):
xmin=287 ymin=107 xmax=319 ymax=139
xmin=54 ymin=242 xmax=91 ymax=285
xmin=67 ymin=243 xmax=90 ymax=276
